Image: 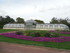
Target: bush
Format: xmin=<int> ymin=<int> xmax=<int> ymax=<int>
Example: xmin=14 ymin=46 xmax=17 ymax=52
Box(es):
xmin=44 ymin=32 xmax=51 ymax=37
xmin=0 ymin=25 xmax=3 ymax=29
xmin=44 ymin=32 xmax=60 ymax=37
xmin=23 ymin=30 xmax=32 ymax=36
xmin=30 ymin=32 xmax=41 ymax=37
xmin=16 ymin=30 xmax=60 ymax=37
xmin=50 ymin=33 xmax=60 ymax=37
xmin=16 ymin=31 xmax=23 ymax=35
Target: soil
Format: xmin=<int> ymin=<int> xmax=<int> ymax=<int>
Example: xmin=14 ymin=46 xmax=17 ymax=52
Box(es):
xmin=0 ymin=42 xmax=70 ymax=53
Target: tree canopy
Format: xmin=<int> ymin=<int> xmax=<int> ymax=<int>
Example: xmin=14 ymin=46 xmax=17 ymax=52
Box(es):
xmin=34 ymin=19 xmax=44 ymax=24
xmin=50 ymin=17 xmax=59 ymax=24
xmin=50 ymin=17 xmax=70 ymax=28
xmin=16 ymin=17 xmax=25 ymax=23
xmin=0 ymin=15 xmax=15 ymax=28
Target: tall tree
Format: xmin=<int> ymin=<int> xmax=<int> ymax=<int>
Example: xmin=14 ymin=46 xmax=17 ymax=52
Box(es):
xmin=0 ymin=16 xmax=5 ymax=28
xmin=34 ymin=19 xmax=44 ymax=24
xmin=50 ymin=17 xmax=70 ymax=29
xmin=16 ymin=17 xmax=25 ymax=23
xmin=59 ymin=18 xmax=70 ymax=28
xmin=0 ymin=15 xmax=15 ymax=29
xmin=5 ymin=15 xmax=15 ymax=23
xmin=50 ymin=17 xmax=59 ymax=24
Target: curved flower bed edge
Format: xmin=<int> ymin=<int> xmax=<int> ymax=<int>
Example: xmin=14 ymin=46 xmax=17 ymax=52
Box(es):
xmin=0 ymin=32 xmax=70 ymax=42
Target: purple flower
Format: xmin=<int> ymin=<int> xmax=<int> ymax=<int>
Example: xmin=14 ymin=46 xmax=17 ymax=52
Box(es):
xmin=59 ymin=32 xmax=70 ymax=34
xmin=0 ymin=32 xmax=70 ymax=42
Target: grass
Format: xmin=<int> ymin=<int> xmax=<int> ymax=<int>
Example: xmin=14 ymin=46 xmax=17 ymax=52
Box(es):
xmin=0 ymin=35 xmax=70 ymax=50
xmin=0 ymin=29 xmax=17 ymax=33
xmin=0 ymin=29 xmax=70 ymax=50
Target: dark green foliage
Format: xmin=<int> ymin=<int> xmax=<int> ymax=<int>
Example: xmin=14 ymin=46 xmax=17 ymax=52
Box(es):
xmin=23 ymin=30 xmax=47 ymax=37
xmin=16 ymin=17 xmax=25 ymax=23
xmin=0 ymin=15 xmax=15 ymax=29
xmin=50 ymin=17 xmax=70 ymax=29
xmin=16 ymin=31 xmax=23 ymax=35
xmin=50 ymin=17 xmax=60 ymax=24
xmin=30 ymin=32 xmax=41 ymax=37
xmin=43 ymin=32 xmax=60 ymax=37
xmin=23 ymin=30 xmax=33 ymax=36
xmin=50 ymin=33 xmax=60 ymax=37
xmin=44 ymin=32 xmax=51 ymax=37
xmin=34 ymin=19 xmax=44 ymax=24
xmin=22 ymin=30 xmax=60 ymax=37
xmin=5 ymin=15 xmax=15 ymax=23
xmin=0 ymin=25 xmax=3 ymax=29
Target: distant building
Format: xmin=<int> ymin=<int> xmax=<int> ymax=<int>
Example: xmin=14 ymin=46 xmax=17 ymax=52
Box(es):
xmin=36 ymin=24 xmax=69 ymax=30
xmin=25 ymin=19 xmax=37 ymax=29
xmin=3 ymin=20 xmax=69 ymax=30
xmin=3 ymin=24 xmax=25 ymax=29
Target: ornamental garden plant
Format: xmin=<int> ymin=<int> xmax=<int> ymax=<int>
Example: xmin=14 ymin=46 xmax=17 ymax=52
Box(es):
xmin=0 ymin=30 xmax=70 ymax=42
xmin=49 ymin=30 xmax=70 ymax=34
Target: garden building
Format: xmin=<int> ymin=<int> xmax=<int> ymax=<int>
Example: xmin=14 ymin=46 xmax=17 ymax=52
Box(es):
xmin=36 ymin=24 xmax=69 ymax=30
xmin=25 ymin=19 xmax=37 ymax=30
xmin=3 ymin=20 xmax=69 ymax=30
xmin=3 ymin=24 xmax=25 ymax=29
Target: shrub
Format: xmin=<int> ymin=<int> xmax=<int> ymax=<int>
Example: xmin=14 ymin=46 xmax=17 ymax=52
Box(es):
xmin=44 ymin=32 xmax=51 ymax=37
xmin=50 ymin=33 xmax=60 ymax=37
xmin=44 ymin=32 xmax=60 ymax=37
xmin=16 ymin=30 xmax=60 ymax=37
xmin=30 ymin=32 xmax=41 ymax=37
xmin=23 ymin=30 xmax=32 ymax=36
xmin=16 ymin=31 xmax=23 ymax=35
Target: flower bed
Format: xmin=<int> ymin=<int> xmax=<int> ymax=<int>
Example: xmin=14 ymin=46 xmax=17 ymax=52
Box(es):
xmin=49 ymin=30 xmax=70 ymax=34
xmin=0 ymin=32 xmax=70 ymax=42
xmin=59 ymin=32 xmax=70 ymax=34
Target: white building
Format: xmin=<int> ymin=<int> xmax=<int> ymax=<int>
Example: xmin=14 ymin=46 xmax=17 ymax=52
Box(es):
xmin=36 ymin=24 xmax=69 ymax=30
xmin=3 ymin=24 xmax=25 ymax=29
xmin=3 ymin=20 xmax=69 ymax=30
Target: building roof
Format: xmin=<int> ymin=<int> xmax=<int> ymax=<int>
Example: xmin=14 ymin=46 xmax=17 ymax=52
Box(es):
xmin=26 ymin=19 xmax=37 ymax=24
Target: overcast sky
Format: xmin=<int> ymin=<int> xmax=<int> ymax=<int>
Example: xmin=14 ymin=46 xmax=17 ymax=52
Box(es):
xmin=0 ymin=0 xmax=70 ymax=23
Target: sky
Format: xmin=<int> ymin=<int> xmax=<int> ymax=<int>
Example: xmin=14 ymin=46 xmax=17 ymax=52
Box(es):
xmin=0 ymin=0 xmax=70 ymax=23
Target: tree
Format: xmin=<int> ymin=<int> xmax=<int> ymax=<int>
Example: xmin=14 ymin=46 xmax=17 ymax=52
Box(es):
xmin=50 ymin=17 xmax=70 ymax=29
xmin=59 ymin=18 xmax=70 ymax=29
xmin=0 ymin=15 xmax=15 ymax=29
xmin=0 ymin=16 xmax=5 ymax=28
xmin=16 ymin=17 xmax=25 ymax=23
xmin=5 ymin=15 xmax=15 ymax=23
xmin=50 ymin=17 xmax=59 ymax=24
xmin=34 ymin=19 xmax=44 ymax=24
xmin=10 ymin=18 xmax=15 ymax=23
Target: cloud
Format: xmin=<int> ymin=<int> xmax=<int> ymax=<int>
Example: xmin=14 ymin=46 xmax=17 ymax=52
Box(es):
xmin=0 ymin=9 xmax=7 ymax=16
xmin=0 ymin=0 xmax=70 ymax=23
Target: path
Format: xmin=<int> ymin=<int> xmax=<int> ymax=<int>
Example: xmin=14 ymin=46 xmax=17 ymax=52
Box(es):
xmin=0 ymin=42 xmax=70 ymax=53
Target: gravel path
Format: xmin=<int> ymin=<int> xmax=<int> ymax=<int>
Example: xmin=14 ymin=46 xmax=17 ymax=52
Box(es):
xmin=0 ymin=42 xmax=70 ymax=53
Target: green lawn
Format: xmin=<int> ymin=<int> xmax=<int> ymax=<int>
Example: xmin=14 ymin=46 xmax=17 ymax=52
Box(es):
xmin=0 ymin=29 xmax=17 ymax=33
xmin=0 ymin=29 xmax=70 ymax=50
